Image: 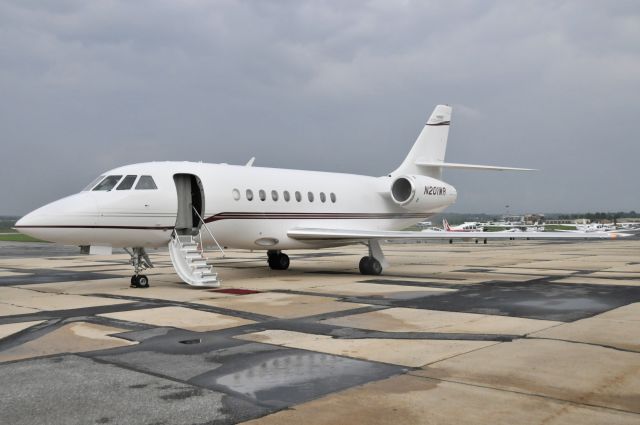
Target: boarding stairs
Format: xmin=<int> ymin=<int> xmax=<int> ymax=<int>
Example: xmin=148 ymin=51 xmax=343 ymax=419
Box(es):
xmin=168 ymin=231 xmax=221 ymax=287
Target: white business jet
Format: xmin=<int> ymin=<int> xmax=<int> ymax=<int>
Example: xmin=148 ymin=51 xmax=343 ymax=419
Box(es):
xmin=15 ymin=105 xmax=626 ymax=288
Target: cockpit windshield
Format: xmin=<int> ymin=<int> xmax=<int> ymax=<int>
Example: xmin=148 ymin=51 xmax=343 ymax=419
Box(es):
xmin=82 ymin=175 xmax=104 ymax=191
xmin=92 ymin=175 xmax=123 ymax=191
xmin=116 ymin=175 xmax=137 ymax=190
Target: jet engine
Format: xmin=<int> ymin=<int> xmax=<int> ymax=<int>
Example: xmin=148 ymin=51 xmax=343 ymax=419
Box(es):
xmin=389 ymin=175 xmax=456 ymax=211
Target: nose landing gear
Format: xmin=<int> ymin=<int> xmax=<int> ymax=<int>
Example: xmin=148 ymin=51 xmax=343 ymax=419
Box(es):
xmin=125 ymin=247 xmax=154 ymax=288
xmin=131 ymin=274 xmax=149 ymax=288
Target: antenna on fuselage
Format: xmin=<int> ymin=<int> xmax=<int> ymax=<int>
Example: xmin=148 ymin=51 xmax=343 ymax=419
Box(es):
xmin=245 ymin=157 xmax=255 ymax=167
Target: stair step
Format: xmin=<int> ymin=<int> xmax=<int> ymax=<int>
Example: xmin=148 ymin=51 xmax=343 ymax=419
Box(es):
xmin=185 ymin=258 xmax=203 ymax=263
xmin=201 ymin=275 xmax=219 ymax=283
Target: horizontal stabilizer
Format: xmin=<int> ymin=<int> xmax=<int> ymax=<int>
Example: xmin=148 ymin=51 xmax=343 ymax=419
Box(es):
xmin=415 ymin=161 xmax=536 ymax=171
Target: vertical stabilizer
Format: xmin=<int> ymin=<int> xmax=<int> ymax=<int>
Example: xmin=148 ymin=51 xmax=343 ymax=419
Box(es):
xmin=392 ymin=105 xmax=451 ymax=179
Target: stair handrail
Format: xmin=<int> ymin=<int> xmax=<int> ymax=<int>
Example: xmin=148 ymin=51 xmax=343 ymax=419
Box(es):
xmin=192 ymin=207 xmax=225 ymax=258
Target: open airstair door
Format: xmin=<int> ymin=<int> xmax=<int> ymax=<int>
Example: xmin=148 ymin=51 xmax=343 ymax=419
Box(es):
xmin=169 ymin=174 xmax=220 ymax=287
xmin=173 ymin=174 xmax=204 ymax=235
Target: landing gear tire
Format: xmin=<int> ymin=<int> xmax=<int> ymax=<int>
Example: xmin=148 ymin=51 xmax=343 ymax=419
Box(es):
xmin=130 ymin=275 xmax=149 ymax=288
xmin=267 ymin=252 xmax=290 ymax=270
xmin=359 ymin=256 xmax=382 ymax=275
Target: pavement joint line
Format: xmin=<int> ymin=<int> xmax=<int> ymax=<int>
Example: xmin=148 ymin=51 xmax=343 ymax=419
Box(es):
xmin=0 ymin=302 xmax=155 ymax=326
xmin=420 ymin=340 xmax=505 ymax=367
xmin=231 ymin=317 xmax=519 ymax=342
xmin=294 ymin=305 xmax=390 ymax=322
xmin=268 ymin=289 xmax=438 ymax=307
xmin=522 ymin=320 xmax=567 ymax=339
xmin=87 ymin=293 xmax=276 ymax=322
xmin=408 ymin=373 xmax=640 ymax=417
xmin=525 ymin=336 xmax=640 ymax=354
xmin=0 ymin=318 xmax=64 ymax=351
xmin=358 ymin=279 xmax=466 ymax=289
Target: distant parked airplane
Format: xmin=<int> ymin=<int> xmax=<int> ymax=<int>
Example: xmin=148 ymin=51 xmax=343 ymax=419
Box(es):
xmin=442 ymin=219 xmax=481 ymax=232
xmin=15 ymin=105 xmax=628 ymax=288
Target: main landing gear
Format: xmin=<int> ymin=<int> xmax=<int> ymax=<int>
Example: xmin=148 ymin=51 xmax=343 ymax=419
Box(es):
xmin=125 ymin=247 xmax=154 ymax=288
xmin=359 ymin=240 xmax=388 ymax=276
xmin=267 ymin=250 xmax=290 ymax=270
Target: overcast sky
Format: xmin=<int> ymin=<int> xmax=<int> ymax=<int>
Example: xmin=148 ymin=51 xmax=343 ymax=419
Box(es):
xmin=1 ymin=0 xmax=639 ymax=216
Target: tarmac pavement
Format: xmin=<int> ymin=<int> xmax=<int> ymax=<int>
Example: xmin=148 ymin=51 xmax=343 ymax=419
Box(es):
xmin=0 ymin=239 xmax=639 ymax=424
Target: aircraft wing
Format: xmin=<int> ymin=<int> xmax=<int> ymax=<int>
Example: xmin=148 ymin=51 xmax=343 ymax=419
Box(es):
xmin=288 ymin=228 xmax=631 ymax=241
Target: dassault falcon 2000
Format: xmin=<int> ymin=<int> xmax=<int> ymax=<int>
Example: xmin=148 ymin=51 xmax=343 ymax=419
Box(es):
xmin=15 ymin=105 xmax=626 ymax=288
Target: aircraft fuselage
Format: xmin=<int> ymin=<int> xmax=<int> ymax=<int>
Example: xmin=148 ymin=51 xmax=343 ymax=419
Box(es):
xmin=16 ymin=161 xmax=458 ymax=250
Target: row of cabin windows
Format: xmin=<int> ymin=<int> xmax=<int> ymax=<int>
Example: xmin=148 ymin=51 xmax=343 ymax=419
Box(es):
xmin=85 ymin=175 xmax=158 ymax=191
xmin=232 ymin=189 xmax=336 ymax=203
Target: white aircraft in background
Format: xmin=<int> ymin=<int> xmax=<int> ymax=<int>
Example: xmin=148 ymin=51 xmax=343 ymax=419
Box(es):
xmin=442 ymin=219 xmax=482 ymax=232
xmin=15 ymin=105 xmax=628 ymax=288
xmin=576 ymin=223 xmax=616 ymax=232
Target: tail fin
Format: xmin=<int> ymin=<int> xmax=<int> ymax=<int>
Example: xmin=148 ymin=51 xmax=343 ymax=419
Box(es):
xmin=392 ymin=105 xmax=535 ymax=178
xmin=392 ymin=105 xmax=451 ymax=179
xmin=443 ymin=218 xmax=451 ymax=231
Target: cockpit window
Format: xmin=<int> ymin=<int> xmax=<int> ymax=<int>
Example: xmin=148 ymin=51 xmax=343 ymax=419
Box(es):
xmin=92 ymin=175 xmax=123 ymax=191
xmin=83 ymin=175 xmax=105 ymax=191
xmin=135 ymin=175 xmax=157 ymax=190
xmin=116 ymin=175 xmax=137 ymax=190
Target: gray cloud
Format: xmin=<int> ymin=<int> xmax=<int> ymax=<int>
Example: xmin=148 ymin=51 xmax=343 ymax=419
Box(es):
xmin=1 ymin=0 xmax=639 ymax=215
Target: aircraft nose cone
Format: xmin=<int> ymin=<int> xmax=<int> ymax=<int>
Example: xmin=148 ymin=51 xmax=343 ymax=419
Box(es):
xmin=15 ymin=211 xmax=35 ymax=228
xmin=14 ymin=193 xmax=98 ymax=243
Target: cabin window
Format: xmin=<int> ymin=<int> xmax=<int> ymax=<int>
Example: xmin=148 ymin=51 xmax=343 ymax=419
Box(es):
xmin=330 ymin=192 xmax=336 ymax=203
xmin=93 ymin=175 xmax=123 ymax=191
xmin=246 ymin=189 xmax=254 ymax=201
xmin=308 ymin=191 xmax=314 ymax=202
xmin=116 ymin=175 xmax=137 ymax=190
xmin=83 ymin=175 xmax=105 ymax=191
xmin=259 ymin=189 xmax=266 ymax=201
xmin=295 ymin=191 xmax=302 ymax=202
xmin=271 ymin=190 xmax=278 ymax=201
xmin=283 ymin=191 xmax=290 ymax=202
xmin=232 ymin=189 xmax=240 ymax=200
xmin=135 ymin=175 xmax=157 ymax=190
xmin=320 ymin=192 xmax=326 ymax=203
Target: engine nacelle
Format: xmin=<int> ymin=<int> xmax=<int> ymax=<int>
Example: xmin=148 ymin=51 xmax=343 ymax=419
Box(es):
xmin=390 ymin=175 xmax=457 ymax=211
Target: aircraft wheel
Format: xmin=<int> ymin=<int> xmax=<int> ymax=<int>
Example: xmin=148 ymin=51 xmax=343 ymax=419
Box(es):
xmin=359 ymin=256 xmax=372 ymax=274
xmin=130 ymin=275 xmax=138 ymax=287
xmin=369 ymin=258 xmax=383 ymax=275
xmin=268 ymin=252 xmax=289 ymax=270
xmin=137 ymin=275 xmax=150 ymax=288
xmin=359 ymin=256 xmax=382 ymax=275
xmin=276 ymin=253 xmax=290 ymax=270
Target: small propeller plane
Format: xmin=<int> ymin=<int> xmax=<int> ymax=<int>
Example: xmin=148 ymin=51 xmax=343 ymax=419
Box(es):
xmin=15 ymin=105 xmax=627 ymax=288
